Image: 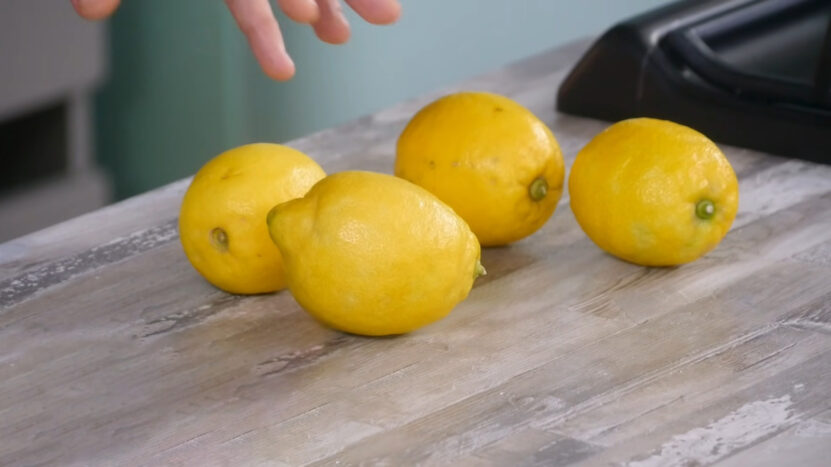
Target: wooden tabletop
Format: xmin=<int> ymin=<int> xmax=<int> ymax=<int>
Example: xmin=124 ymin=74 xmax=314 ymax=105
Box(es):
xmin=2 ymin=40 xmax=831 ymax=466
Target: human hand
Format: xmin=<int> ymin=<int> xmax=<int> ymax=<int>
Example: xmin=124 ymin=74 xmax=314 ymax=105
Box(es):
xmin=70 ymin=0 xmax=401 ymax=80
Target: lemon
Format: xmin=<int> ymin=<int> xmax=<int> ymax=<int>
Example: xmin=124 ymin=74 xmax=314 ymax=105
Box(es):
xmin=179 ymin=143 xmax=325 ymax=294
xmin=569 ymin=118 xmax=739 ymax=266
xmin=395 ymin=91 xmax=565 ymax=246
xmin=266 ymin=171 xmax=483 ymax=336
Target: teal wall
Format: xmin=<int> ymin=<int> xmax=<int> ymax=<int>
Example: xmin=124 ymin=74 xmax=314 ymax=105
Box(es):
xmin=97 ymin=0 xmax=672 ymax=199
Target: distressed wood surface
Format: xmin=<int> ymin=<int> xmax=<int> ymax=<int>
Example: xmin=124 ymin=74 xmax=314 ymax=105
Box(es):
xmin=2 ymin=40 xmax=831 ymax=466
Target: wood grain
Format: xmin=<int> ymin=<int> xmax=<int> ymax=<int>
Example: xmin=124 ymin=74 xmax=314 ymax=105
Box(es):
xmin=1 ymin=39 xmax=830 ymax=466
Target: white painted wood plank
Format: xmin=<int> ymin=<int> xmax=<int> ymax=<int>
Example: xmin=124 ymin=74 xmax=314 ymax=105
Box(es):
xmin=1 ymin=39 xmax=831 ymax=466
xmin=715 ymin=408 xmax=831 ymax=467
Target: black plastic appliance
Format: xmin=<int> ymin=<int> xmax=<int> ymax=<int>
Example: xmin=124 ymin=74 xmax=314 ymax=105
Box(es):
xmin=557 ymin=0 xmax=831 ymax=163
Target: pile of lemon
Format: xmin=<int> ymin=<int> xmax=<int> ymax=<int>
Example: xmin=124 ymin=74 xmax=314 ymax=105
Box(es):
xmin=179 ymin=92 xmax=738 ymax=336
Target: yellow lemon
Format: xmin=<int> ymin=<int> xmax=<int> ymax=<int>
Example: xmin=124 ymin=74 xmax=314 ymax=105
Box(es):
xmin=267 ymin=171 xmax=483 ymax=336
xmin=395 ymin=92 xmax=564 ymax=246
xmin=395 ymin=91 xmax=565 ymax=246
xmin=569 ymin=118 xmax=739 ymax=266
xmin=179 ymin=143 xmax=325 ymax=294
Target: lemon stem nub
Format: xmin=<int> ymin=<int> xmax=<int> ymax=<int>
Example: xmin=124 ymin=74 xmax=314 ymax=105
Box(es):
xmin=529 ymin=177 xmax=548 ymax=201
xmin=474 ymin=260 xmax=487 ymax=279
xmin=696 ymin=199 xmax=716 ymax=220
xmin=211 ymin=227 xmax=229 ymax=252
xmin=266 ymin=206 xmax=278 ymax=226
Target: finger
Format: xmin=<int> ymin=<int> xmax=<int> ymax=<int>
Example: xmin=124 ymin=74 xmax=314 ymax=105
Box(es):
xmin=225 ymin=0 xmax=295 ymax=81
xmin=312 ymin=0 xmax=351 ymax=44
xmin=276 ymin=0 xmax=319 ymax=24
xmin=344 ymin=0 xmax=401 ymax=25
xmin=71 ymin=0 xmax=121 ymax=20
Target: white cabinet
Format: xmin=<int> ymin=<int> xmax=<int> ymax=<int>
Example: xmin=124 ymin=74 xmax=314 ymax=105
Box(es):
xmin=0 ymin=0 xmax=111 ymax=242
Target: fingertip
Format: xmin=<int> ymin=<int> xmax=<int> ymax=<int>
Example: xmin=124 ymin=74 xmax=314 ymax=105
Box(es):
xmin=312 ymin=0 xmax=351 ymax=45
xmin=278 ymin=0 xmax=320 ymax=24
xmin=226 ymin=0 xmax=296 ymax=81
xmin=346 ymin=0 xmax=401 ymax=25
xmin=71 ymin=0 xmax=121 ymax=20
xmin=315 ymin=23 xmax=351 ymax=45
xmin=380 ymin=0 xmax=402 ymax=24
xmin=263 ymin=55 xmax=296 ymax=81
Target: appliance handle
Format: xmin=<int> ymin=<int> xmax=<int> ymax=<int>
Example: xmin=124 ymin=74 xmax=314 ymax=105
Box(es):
xmin=815 ymin=14 xmax=831 ymax=103
xmin=663 ymin=28 xmax=826 ymax=109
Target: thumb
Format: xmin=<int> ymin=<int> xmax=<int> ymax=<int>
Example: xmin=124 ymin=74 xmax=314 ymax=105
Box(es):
xmin=71 ymin=0 xmax=121 ymax=20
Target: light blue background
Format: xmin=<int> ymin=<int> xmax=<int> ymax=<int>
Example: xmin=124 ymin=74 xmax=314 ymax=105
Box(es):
xmin=97 ymin=0 xmax=672 ymax=198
